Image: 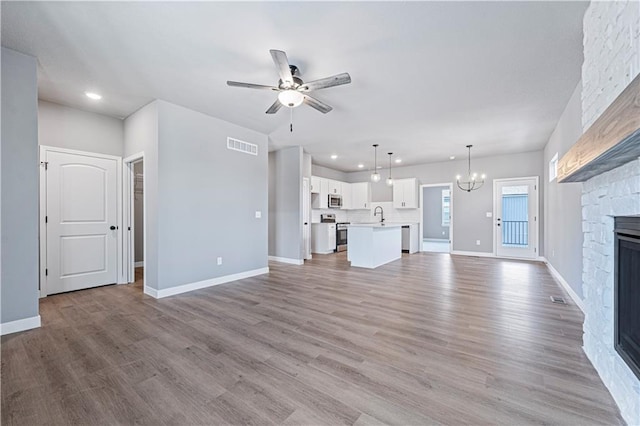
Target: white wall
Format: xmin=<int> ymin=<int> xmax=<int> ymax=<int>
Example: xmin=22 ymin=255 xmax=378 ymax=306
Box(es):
xmin=38 ymin=100 xmax=124 ymax=156
xmin=543 ymin=83 xmax=584 ymax=299
xmin=1 ymin=48 xmax=40 ymax=330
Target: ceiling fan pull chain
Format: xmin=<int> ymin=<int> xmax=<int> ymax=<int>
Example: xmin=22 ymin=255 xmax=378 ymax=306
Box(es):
xmin=290 ymin=107 xmax=294 ymax=132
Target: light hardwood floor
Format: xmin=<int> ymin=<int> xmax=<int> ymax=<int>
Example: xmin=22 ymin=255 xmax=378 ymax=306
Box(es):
xmin=1 ymin=253 xmax=624 ymax=425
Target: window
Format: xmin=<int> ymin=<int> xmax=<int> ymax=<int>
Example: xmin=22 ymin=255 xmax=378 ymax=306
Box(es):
xmin=442 ymin=189 xmax=451 ymax=226
xmin=549 ymin=152 xmax=558 ymax=182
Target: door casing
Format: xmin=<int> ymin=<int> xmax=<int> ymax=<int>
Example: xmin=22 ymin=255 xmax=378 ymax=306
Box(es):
xmin=492 ymin=176 xmax=540 ymax=260
xmin=39 ymin=146 xmax=124 ymax=297
xmin=419 ymin=183 xmax=453 ymax=253
xmin=123 ymin=152 xmax=147 ymax=293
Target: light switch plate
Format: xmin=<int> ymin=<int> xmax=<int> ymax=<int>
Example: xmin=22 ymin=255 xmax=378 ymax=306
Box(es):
xmin=486 ymin=212 xmax=493 ymax=218
xmin=255 ymin=211 xmax=262 ymax=219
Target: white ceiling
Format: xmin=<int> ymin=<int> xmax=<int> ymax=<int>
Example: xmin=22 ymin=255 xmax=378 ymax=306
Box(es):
xmin=2 ymin=1 xmax=587 ymax=172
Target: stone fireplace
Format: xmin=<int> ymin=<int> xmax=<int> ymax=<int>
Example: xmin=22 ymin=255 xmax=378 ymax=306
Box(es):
xmin=569 ymin=2 xmax=640 ymax=423
xmin=581 ymin=159 xmax=640 ymax=422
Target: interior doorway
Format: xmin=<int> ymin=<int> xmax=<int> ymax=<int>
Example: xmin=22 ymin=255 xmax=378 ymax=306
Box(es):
xmin=124 ymin=152 xmax=146 ymax=291
xmin=39 ymin=146 xmax=123 ymax=296
xmin=493 ymin=177 xmax=539 ymax=259
xmin=420 ymin=183 xmax=452 ymax=253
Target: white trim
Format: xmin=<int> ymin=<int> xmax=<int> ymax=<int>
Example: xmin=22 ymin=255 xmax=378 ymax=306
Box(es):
xmin=147 ymin=267 xmax=269 ymax=299
xmin=542 ymin=257 xmax=585 ymax=313
xmin=450 ymin=250 xmax=495 ymax=258
xmin=269 ymin=256 xmax=304 ymax=265
xmin=419 ymin=182 xmax=453 ymax=253
xmin=39 ymin=146 xmax=123 ymax=296
xmin=144 ymin=286 xmax=158 ymax=298
xmin=123 ymin=152 xmax=145 ymax=293
xmin=1 ymin=315 xmax=41 ymax=336
xmin=134 ymin=261 xmax=144 ymax=268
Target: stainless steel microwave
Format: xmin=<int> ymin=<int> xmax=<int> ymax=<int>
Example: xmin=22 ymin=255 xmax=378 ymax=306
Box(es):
xmin=328 ymin=194 xmax=342 ymax=208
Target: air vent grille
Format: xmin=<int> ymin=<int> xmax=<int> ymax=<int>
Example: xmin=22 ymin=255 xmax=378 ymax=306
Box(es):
xmin=227 ymin=137 xmax=258 ymax=156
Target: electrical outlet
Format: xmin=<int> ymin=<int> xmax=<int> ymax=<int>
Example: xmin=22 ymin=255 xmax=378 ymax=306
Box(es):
xmin=476 ymin=240 xmax=481 ymax=246
xmin=255 ymin=211 xmax=261 ymax=219
xmin=217 ymin=257 xmax=222 ymax=265
xmin=442 ymin=231 xmax=445 ymax=235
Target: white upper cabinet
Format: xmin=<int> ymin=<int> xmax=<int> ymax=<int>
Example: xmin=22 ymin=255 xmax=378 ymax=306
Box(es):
xmin=340 ymin=182 xmax=351 ymax=210
xmin=310 ymin=176 xmax=321 ymax=194
xmin=350 ymin=182 xmax=371 ymax=210
xmin=311 ymin=176 xmax=329 ymax=209
xmin=393 ymin=178 xmax=418 ymax=209
xmin=328 ymin=179 xmax=341 ymax=195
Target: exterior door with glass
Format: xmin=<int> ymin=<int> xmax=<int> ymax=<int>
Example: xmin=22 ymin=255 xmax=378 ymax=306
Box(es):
xmin=494 ymin=177 xmax=538 ymax=259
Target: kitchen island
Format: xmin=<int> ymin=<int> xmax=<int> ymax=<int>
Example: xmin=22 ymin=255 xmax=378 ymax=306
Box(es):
xmin=347 ymin=223 xmax=402 ymax=268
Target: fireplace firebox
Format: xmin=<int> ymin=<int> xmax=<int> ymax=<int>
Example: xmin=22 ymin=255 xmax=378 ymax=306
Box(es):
xmin=614 ymin=216 xmax=640 ymax=381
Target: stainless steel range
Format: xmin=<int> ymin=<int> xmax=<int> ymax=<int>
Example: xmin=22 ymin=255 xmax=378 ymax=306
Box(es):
xmin=336 ymin=222 xmax=349 ymax=252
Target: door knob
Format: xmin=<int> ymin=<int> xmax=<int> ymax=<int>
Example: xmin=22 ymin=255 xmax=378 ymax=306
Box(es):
xmin=110 ymin=226 xmax=117 ymax=230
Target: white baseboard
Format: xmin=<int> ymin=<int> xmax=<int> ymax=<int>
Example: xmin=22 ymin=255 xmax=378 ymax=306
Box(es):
xmin=1 ymin=315 xmax=41 ymax=336
xmin=450 ymin=250 xmax=495 ymax=258
xmin=134 ymin=261 xmax=144 ymax=268
xmin=143 ymin=285 xmax=158 ymax=298
xmin=268 ymin=256 xmax=304 ymax=265
xmin=311 ymin=250 xmax=334 ymax=255
xmin=542 ymin=258 xmax=585 ymax=313
xmin=148 ymin=267 xmax=269 ymax=299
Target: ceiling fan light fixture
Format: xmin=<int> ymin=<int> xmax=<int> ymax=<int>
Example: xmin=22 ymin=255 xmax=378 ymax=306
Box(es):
xmin=278 ymin=89 xmax=304 ymax=108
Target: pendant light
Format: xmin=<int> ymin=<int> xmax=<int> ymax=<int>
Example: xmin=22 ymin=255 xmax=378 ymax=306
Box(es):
xmin=386 ymin=152 xmax=394 ymax=186
xmin=371 ymin=144 xmax=381 ymax=182
xmin=456 ymin=145 xmax=486 ymax=192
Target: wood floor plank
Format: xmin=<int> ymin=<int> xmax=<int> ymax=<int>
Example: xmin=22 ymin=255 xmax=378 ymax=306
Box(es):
xmin=1 ymin=255 xmax=626 ymax=425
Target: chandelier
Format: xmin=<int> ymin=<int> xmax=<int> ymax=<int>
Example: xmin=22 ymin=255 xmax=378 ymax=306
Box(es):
xmin=456 ymin=145 xmax=486 ymax=192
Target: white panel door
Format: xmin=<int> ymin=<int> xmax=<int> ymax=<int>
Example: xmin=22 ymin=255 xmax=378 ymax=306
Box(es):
xmin=45 ymin=150 xmax=118 ymax=294
xmin=495 ymin=178 xmax=538 ymax=259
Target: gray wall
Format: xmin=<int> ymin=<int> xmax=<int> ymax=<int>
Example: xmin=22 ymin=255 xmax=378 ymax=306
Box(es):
xmin=269 ymin=146 xmax=303 ymax=260
xmin=422 ymin=186 xmax=450 ymax=239
xmin=543 ymin=83 xmax=584 ymax=299
xmin=124 ymin=102 xmax=159 ymax=289
xmin=134 ymin=161 xmax=144 ymax=263
xmin=312 ymin=164 xmax=348 ymax=181
xmin=38 ymin=100 xmax=124 ymax=156
xmin=347 ymin=150 xmax=544 ymax=254
xmin=1 ymin=48 xmax=40 ymax=324
xmin=156 ymin=101 xmax=268 ymax=290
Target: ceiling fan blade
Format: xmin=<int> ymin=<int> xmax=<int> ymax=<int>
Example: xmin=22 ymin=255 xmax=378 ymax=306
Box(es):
xmin=227 ymin=81 xmax=279 ymax=91
xmin=303 ymin=95 xmax=333 ymax=114
xmin=298 ymin=73 xmax=351 ymax=92
xmin=265 ymin=99 xmax=282 ymax=114
xmin=270 ymin=49 xmax=294 ymax=88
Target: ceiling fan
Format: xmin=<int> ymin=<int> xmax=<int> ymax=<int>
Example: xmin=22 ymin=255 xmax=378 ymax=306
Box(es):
xmin=227 ymin=49 xmax=351 ymax=115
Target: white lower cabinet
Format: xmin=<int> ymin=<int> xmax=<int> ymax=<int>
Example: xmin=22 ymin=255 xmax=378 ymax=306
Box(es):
xmin=311 ymin=223 xmax=336 ymax=254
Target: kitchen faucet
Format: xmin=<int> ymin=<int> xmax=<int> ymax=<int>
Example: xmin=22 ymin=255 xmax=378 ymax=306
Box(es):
xmin=374 ymin=206 xmax=385 ymax=223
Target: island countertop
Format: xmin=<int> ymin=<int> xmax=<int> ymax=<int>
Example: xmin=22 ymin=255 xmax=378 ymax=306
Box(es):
xmin=348 ymin=224 xmax=402 ymax=268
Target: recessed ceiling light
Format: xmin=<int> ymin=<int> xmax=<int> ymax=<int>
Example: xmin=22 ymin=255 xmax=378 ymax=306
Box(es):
xmin=395 ymin=158 xmax=402 ymax=164
xmin=450 ymin=156 xmax=456 ymax=160
xmin=357 ymin=164 xmax=364 ymax=168
xmin=331 ymin=154 xmax=338 ymax=160
xmin=85 ymin=92 xmax=102 ymax=100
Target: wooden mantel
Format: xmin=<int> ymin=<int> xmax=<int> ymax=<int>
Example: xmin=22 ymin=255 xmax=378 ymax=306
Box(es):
xmin=558 ymin=73 xmax=640 ymax=183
